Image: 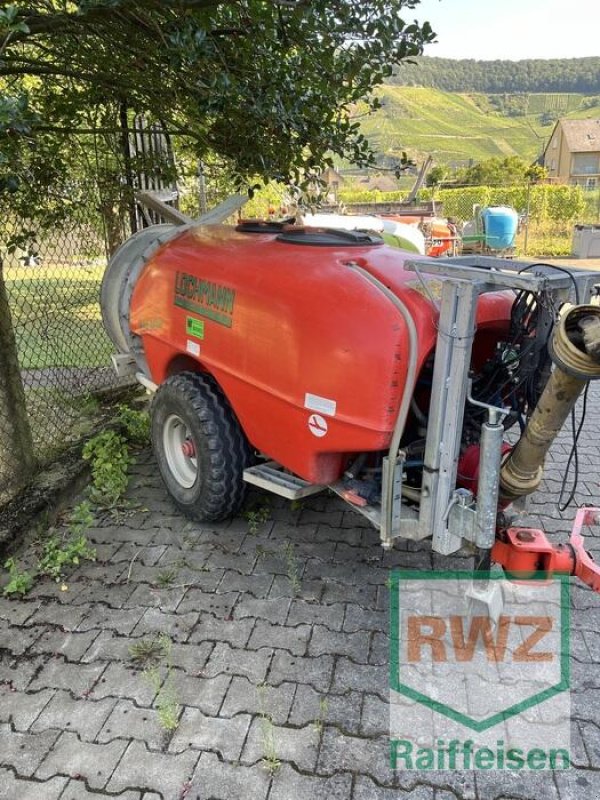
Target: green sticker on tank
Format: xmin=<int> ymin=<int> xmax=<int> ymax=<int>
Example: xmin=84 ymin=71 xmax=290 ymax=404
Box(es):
xmin=186 ymin=317 xmax=205 ymax=339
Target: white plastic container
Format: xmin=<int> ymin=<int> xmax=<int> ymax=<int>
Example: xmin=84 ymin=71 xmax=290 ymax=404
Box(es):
xmin=572 ymin=225 xmax=600 ymax=259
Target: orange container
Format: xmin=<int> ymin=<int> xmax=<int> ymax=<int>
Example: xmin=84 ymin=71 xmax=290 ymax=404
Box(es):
xmin=129 ymin=225 xmax=511 ymax=483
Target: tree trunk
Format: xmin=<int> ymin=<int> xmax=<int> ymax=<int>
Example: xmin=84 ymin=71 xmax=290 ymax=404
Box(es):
xmin=0 ymin=258 xmax=35 ymax=493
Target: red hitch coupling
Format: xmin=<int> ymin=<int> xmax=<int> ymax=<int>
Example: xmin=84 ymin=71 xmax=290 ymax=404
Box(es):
xmin=492 ymin=507 xmax=600 ymax=593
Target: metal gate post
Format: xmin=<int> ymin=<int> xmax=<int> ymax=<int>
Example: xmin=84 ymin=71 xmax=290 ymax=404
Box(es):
xmin=0 ymin=258 xmax=35 ymax=492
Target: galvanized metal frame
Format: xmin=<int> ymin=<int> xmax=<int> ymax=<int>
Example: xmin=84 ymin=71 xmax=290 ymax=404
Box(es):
xmin=404 ymin=256 xmax=600 ymax=555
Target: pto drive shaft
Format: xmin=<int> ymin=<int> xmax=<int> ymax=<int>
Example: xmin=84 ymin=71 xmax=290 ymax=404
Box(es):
xmin=500 ymin=304 xmax=600 ymax=501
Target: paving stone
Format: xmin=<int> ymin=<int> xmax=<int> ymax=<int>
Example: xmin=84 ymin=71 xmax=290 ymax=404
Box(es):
xmin=353 ymin=777 xmax=436 ymax=799
xmin=31 ymin=691 xmax=116 ymax=740
xmin=26 ymin=601 xmax=87 ymax=631
xmin=408 ymin=771 xmax=477 ymax=799
xmin=112 ymin=542 xmax=167 ymax=566
xmin=268 ymin=763 xmax=352 ymax=800
xmin=28 ymin=629 xmax=100 ymax=661
xmin=85 ymin=525 xmax=133 ymax=544
xmin=92 ymin=662 xmax=156 ymax=706
xmin=315 ymin=524 xmax=362 ymax=544
xmin=88 ymin=541 xmax=125 ymax=562
xmin=0 ymin=652 xmax=47 ymax=690
xmin=189 ymin=751 xmax=270 ymax=800
xmin=286 ymin=599 xmax=345 ymax=630
xmin=118 ymin=564 xmax=161 ymax=585
xmin=333 ymin=656 xmax=388 ymax=698
xmin=132 ymin=607 xmax=198 ymax=642
xmin=0 ymin=598 xmax=39 ymax=624
xmin=0 ymin=686 xmax=54 ymax=730
xmin=175 ymin=672 xmax=231 ymax=715
xmin=221 ymin=677 xmax=296 ymax=725
xmin=168 ymin=640 xmax=214 ymax=673
xmin=583 ymin=629 xmax=600 ymax=661
xmin=59 ymin=780 xmax=141 ymax=800
xmin=269 ymin=651 xmax=334 ymax=693
xmin=204 ymin=641 xmax=272 ymax=683
xmin=78 ymin=606 xmax=146 ymax=636
xmin=321 ymin=580 xmax=378 ymax=606
xmin=243 ymin=552 xmax=288 ymax=579
xmin=28 ymin=658 xmax=106 ymax=696
xmin=555 ymin=769 xmax=600 ymax=800
xmin=0 ymin=622 xmax=46 ymax=655
xmin=308 ymin=624 xmax=370 ymax=661
xmin=36 ymin=730 xmax=128 ymax=789
xmin=234 ymin=596 xmax=291 ymax=625
xmin=70 ymin=562 xmax=126 ymax=583
xmin=475 ymin=771 xmax=561 ymax=799
xmin=301 ymin=509 xmax=343 ymax=527
xmin=571 ymin=720 xmax=591 ymax=768
xmin=71 ymin=580 xmax=138 ymax=608
xmin=269 ymin=574 xmax=324 ymax=601
xmin=176 ymin=588 xmax=239 ymax=618
xmin=80 ymin=630 xmax=141 ymax=663
xmin=216 ymin=569 xmax=274 ymax=596
xmin=288 ymin=683 xmax=363 ymax=735
xmin=370 ymin=630 xmax=391 ymax=666
xmin=241 ymin=715 xmax=320 ymax=771
xmin=317 ymin=727 xmax=400 ymax=787
xmin=0 ymin=771 xmax=67 ymax=800
xmin=360 ymin=693 xmax=390 ymax=736
xmin=97 ymin=699 xmax=166 ymax=750
xmin=106 ymin=739 xmax=199 ymax=797
xmin=248 ymin=620 xmax=311 ymax=656
xmin=303 ymin=559 xmax=369 ymax=584
xmin=580 ymin=720 xmax=600 ymax=765
xmin=161 ymin=564 xmax=227 ymax=592
xmin=335 ymin=541 xmax=384 ymax=564
xmin=206 ymin=549 xmax=257 ymax=574
xmin=344 ymin=604 xmax=388 ymax=633
xmin=122 ymin=582 xmax=187 ymax=612
xmin=0 ymin=724 xmax=60 ymax=776
xmin=189 ymin=612 xmax=255 ymax=648
xmin=168 ymin=706 xmax=252 ymax=760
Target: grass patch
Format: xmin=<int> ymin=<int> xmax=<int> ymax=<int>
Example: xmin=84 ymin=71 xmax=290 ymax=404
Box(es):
xmin=4 ymin=262 xmax=114 ymax=369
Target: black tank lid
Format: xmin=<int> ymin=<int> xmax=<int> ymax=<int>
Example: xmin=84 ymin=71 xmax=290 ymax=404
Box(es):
xmin=275 ymin=227 xmax=384 ymax=247
xmin=236 ymin=218 xmax=295 ymax=234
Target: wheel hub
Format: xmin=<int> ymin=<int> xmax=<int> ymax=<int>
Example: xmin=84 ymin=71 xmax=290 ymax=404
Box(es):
xmin=181 ymin=438 xmax=196 ymax=458
xmin=162 ymin=414 xmax=198 ymax=489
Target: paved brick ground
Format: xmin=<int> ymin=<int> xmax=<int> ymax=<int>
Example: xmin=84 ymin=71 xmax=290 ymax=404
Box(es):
xmin=0 ymin=384 xmax=599 ymax=800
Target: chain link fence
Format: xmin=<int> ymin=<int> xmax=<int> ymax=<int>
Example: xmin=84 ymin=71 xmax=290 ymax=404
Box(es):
xmin=426 ymin=183 xmax=600 ymax=257
xmin=0 ymin=206 xmax=132 ymax=506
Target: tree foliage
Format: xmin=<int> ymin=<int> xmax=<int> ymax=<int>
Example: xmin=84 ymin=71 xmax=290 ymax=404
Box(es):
xmin=0 ymin=0 xmax=435 ymax=206
xmin=453 ymin=157 xmax=548 ymax=187
xmin=390 ymin=56 xmax=600 ymax=94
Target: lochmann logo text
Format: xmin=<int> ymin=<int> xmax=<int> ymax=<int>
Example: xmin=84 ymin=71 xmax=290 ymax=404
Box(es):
xmin=174 ymin=272 xmax=235 ymax=327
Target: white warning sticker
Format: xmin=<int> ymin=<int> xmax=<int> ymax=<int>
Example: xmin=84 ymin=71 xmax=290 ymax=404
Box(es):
xmin=186 ymin=339 xmax=201 ymax=357
xmin=304 ymin=393 xmax=337 ymax=417
xmin=308 ymin=413 xmax=328 ymax=438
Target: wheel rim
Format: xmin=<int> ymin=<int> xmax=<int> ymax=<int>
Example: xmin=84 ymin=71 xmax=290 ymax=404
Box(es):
xmin=162 ymin=414 xmax=198 ymax=489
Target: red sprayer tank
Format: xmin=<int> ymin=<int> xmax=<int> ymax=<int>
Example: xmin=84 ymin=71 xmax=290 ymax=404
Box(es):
xmin=123 ymin=224 xmax=512 ymax=484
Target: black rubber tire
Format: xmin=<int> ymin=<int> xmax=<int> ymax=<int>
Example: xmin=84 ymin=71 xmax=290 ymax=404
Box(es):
xmin=151 ymin=371 xmax=252 ymax=521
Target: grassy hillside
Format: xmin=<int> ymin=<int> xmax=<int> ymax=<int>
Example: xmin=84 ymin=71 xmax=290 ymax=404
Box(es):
xmin=359 ymin=87 xmax=600 ymax=166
